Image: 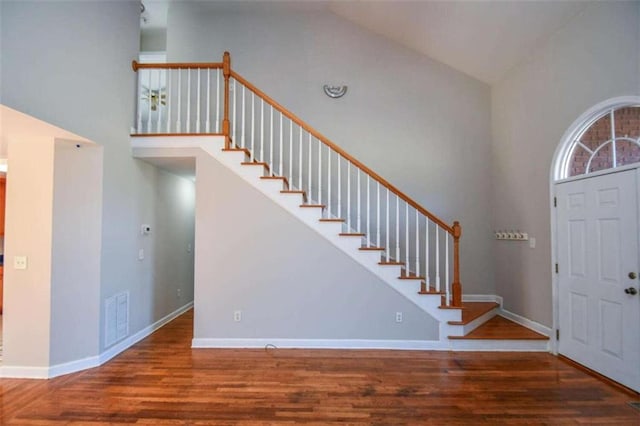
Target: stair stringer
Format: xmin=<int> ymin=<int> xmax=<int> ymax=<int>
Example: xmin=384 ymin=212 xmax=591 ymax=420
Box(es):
xmin=132 ymin=135 xmax=464 ymax=343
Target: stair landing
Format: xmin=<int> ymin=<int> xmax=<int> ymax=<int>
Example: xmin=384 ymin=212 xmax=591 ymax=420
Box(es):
xmin=450 ymin=315 xmax=549 ymax=340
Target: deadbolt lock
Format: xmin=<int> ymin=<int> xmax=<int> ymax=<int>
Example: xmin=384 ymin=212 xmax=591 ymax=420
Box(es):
xmin=624 ymin=287 xmax=638 ymax=295
xmin=628 ymin=272 xmax=637 ymax=280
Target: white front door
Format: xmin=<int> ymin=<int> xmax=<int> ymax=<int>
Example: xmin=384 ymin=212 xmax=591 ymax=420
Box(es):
xmin=556 ymin=168 xmax=640 ymax=392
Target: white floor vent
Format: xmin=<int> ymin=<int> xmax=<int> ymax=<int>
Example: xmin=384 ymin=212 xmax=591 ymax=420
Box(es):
xmin=105 ymin=291 xmax=129 ymax=347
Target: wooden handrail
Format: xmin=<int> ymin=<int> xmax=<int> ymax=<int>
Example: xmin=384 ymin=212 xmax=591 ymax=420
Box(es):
xmin=131 ymin=60 xmax=223 ymax=71
xmin=230 ymin=70 xmax=454 ymax=235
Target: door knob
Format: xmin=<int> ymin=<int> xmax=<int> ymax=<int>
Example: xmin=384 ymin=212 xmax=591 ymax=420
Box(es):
xmin=624 ymin=287 xmax=638 ymax=295
xmin=629 ymin=272 xmax=637 ymax=279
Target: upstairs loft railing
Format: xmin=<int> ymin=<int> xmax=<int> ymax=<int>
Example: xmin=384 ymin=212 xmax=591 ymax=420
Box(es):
xmin=132 ymin=52 xmax=463 ymax=307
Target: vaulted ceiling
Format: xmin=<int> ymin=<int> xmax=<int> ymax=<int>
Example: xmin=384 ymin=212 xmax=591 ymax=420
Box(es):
xmin=141 ymin=0 xmax=590 ymax=85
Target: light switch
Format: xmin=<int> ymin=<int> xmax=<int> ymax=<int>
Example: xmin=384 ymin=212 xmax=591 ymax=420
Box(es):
xmin=14 ymin=255 xmax=28 ymax=270
xmin=529 ymin=237 xmax=536 ymax=249
xmin=138 ymin=249 xmax=144 ymax=260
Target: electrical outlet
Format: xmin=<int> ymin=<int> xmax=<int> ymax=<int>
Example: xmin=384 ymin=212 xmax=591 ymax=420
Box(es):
xmin=233 ymin=310 xmax=242 ymax=322
xmin=14 ymin=256 xmax=28 ymax=270
xmin=177 ymin=288 xmax=181 ymax=298
xmin=395 ymin=312 xmax=403 ymax=323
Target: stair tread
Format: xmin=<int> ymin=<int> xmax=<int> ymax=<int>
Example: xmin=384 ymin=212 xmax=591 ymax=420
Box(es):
xmin=398 ymin=275 xmax=426 ymax=280
xmin=379 ymin=261 xmax=405 ymax=266
xmin=301 ymin=204 xmax=325 ymax=208
xmin=359 ymin=247 xmax=385 ymax=251
xmin=319 ymin=218 xmax=344 ymax=222
xmin=339 ymin=233 xmax=365 ymax=236
xmin=449 ymin=315 xmax=549 ymax=340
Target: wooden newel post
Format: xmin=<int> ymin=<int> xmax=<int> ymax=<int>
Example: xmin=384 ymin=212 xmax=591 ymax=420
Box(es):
xmin=222 ymin=51 xmax=231 ymax=149
xmin=452 ymin=221 xmax=462 ymax=307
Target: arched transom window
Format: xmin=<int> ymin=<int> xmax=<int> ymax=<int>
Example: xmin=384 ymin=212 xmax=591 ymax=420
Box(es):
xmin=565 ymin=105 xmax=640 ymax=177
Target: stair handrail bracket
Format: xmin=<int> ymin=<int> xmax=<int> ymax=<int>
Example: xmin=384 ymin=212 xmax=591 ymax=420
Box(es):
xmin=131 ymin=52 xmax=463 ymax=308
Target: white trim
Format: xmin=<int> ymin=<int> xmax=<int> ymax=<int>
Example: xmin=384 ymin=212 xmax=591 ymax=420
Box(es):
xmin=192 ymin=338 xmax=448 ymax=351
xmin=100 ymin=302 xmax=193 ymax=365
xmin=462 ymin=294 xmax=503 ymax=305
xmin=449 ymin=339 xmax=550 ymax=352
xmin=0 ymin=366 xmax=51 ymax=379
xmin=0 ymin=302 xmax=193 ymax=379
xmin=48 ymin=355 xmax=100 ymax=379
xmin=499 ymin=308 xmax=552 ymax=337
xmin=551 ymin=96 xmax=640 ymax=181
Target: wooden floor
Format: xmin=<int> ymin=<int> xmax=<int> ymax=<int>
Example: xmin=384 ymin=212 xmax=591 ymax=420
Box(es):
xmin=450 ymin=315 xmax=549 ymax=340
xmin=1 ymin=309 xmax=638 ymax=425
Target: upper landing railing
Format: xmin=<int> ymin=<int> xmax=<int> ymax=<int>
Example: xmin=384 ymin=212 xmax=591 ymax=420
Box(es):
xmin=132 ymin=52 xmax=463 ymax=307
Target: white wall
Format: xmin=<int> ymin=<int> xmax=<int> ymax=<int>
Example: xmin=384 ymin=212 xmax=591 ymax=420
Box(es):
xmin=491 ymin=1 xmax=640 ymax=326
xmin=1 ymin=0 xmax=195 ymax=363
xmin=195 ymin=152 xmax=439 ymax=341
xmin=167 ymin=3 xmax=495 ymax=295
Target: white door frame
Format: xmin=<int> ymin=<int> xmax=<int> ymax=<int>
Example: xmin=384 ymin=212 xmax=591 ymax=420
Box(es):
xmin=549 ymin=95 xmax=640 ymax=356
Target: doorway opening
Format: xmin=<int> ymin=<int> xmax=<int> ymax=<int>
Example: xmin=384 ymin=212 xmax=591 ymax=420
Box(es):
xmin=551 ymin=96 xmax=640 ymax=393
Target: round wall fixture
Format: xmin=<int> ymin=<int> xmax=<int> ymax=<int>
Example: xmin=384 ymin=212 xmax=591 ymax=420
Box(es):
xmin=323 ymin=85 xmax=348 ymax=99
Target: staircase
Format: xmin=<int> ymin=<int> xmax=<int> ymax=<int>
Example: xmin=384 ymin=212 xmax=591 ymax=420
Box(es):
xmin=131 ymin=52 xmax=549 ymax=350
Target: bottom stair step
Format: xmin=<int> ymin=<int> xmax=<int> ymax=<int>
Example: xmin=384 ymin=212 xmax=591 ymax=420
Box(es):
xmin=449 ymin=315 xmax=549 ymax=340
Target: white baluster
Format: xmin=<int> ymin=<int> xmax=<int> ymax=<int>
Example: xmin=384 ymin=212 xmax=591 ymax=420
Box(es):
xmin=260 ymin=100 xmax=264 ymax=162
xmin=385 ymin=189 xmax=390 ymax=260
xmin=357 ymin=169 xmax=361 ymax=234
xmin=156 ymin=69 xmax=162 ymax=133
xmin=241 ymin=85 xmax=245 ymax=149
xmin=205 ymin=68 xmax=211 ymax=133
xmin=317 ymin=138 xmax=322 ymax=206
xmin=232 ymin=78 xmax=236 ymax=144
xmin=136 ymin=69 xmax=142 ymax=133
xmin=298 ymin=128 xmax=303 ymax=190
xmin=347 ymin=162 xmax=351 ymax=230
xmin=215 ymin=69 xmax=220 ymax=132
xmin=289 ymin=119 xmax=293 ymax=184
xmin=415 ymin=210 xmax=420 ymax=277
xmin=445 ymin=232 xmax=450 ymax=304
xmin=366 ymin=175 xmax=370 ymax=245
xmin=376 ymin=183 xmax=380 ymax=248
xmin=251 ymin=92 xmax=255 ymax=153
xmin=337 ymin=155 xmax=341 ymax=219
xmin=308 ymin=133 xmax=312 ymax=196
xmin=435 ymin=226 xmax=440 ymax=293
xmin=327 ymin=148 xmax=332 ymax=217
xmin=166 ymin=69 xmax=171 ymax=133
xmin=279 ymin=112 xmax=283 ymax=176
xmin=146 ymin=70 xmax=152 ymax=133
xmin=405 ymin=202 xmax=409 ymax=274
xmin=176 ymin=69 xmax=181 ymax=133
xmin=395 ymin=195 xmax=400 ymax=262
xmin=186 ymin=69 xmax=191 ymax=133
xmin=425 ymin=219 xmax=430 ymax=289
xmin=196 ymin=68 xmax=201 ymax=133
xmin=269 ymin=107 xmax=273 ymax=171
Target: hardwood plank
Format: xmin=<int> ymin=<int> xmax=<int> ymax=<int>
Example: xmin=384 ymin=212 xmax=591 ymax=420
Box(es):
xmin=0 ymin=309 xmax=637 ymax=425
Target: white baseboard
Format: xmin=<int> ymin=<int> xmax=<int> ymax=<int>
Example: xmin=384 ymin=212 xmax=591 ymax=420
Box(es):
xmin=0 ymin=365 xmax=52 ymax=379
xmin=462 ymin=294 xmax=504 ymax=305
xmin=499 ymin=308 xmax=552 ymax=337
xmin=99 ymin=302 xmax=193 ymax=365
xmin=0 ymin=302 xmax=193 ymax=379
xmin=192 ymin=338 xmax=449 ymax=351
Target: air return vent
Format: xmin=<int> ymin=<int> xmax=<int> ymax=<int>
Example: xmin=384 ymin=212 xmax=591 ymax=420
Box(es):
xmin=105 ymin=291 xmax=129 ymax=347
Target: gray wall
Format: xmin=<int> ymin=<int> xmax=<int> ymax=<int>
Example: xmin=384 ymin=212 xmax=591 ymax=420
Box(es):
xmin=491 ymin=1 xmax=640 ymax=326
xmin=1 ymin=0 xmax=195 ymax=362
xmin=50 ymin=140 xmax=103 ymax=365
xmin=194 ymin=152 xmax=439 ymax=341
xmin=167 ymin=3 xmax=494 ymax=295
